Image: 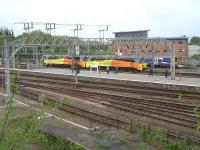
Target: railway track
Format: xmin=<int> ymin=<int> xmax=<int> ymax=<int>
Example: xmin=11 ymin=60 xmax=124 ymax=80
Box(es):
xmin=2 ymin=73 xmax=197 ymax=128
xmin=2 ymin=73 xmax=200 ymax=100
xmin=17 ymin=87 xmax=128 ymax=128
xmin=16 ymin=86 xmax=200 ymax=144
xmin=13 ymin=78 xmax=198 ymax=130
xmin=1 ymin=71 xmax=200 ymax=142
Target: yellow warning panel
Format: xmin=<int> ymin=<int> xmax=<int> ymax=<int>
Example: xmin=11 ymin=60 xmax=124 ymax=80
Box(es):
xmin=85 ymin=60 xmax=112 ymax=67
xmin=44 ymin=58 xmax=64 ymax=65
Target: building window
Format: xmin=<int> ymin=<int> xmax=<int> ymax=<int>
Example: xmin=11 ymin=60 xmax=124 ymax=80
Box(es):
xmin=163 ymin=49 xmax=168 ymax=52
xmin=132 ymin=51 xmax=136 ymax=55
xmin=178 ymin=41 xmax=183 ymax=44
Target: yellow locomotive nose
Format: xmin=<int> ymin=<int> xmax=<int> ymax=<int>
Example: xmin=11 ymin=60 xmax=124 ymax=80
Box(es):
xmin=141 ymin=63 xmax=147 ymax=70
xmin=137 ymin=64 xmax=143 ymax=71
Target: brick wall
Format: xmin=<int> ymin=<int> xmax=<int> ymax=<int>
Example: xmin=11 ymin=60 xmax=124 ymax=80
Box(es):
xmin=112 ymin=41 xmax=188 ymax=59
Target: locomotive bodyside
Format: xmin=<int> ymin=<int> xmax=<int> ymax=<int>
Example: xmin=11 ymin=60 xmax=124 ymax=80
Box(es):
xmin=44 ymin=58 xmax=143 ymax=71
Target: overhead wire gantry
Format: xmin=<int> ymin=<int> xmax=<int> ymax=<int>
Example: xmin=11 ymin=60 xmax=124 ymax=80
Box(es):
xmin=9 ymin=36 xmax=176 ymax=79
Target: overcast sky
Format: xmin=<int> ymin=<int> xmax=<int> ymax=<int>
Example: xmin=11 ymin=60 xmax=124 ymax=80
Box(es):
xmin=0 ymin=0 xmax=200 ymax=38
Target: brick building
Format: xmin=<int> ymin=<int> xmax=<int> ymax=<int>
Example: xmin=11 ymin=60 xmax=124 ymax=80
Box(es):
xmin=112 ymin=30 xmax=189 ymax=61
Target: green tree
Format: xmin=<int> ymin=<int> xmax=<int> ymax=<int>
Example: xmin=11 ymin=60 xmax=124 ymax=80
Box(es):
xmin=190 ymin=36 xmax=200 ymax=45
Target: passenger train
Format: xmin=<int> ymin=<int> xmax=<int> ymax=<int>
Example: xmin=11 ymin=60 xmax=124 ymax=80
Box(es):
xmin=145 ymin=57 xmax=178 ymax=68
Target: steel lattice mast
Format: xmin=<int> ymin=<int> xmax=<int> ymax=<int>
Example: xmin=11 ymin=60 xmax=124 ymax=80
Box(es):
xmin=0 ymin=27 xmax=14 ymax=101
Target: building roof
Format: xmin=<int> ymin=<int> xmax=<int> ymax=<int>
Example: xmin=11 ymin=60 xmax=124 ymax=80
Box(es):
xmin=113 ymin=30 xmax=150 ymax=34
